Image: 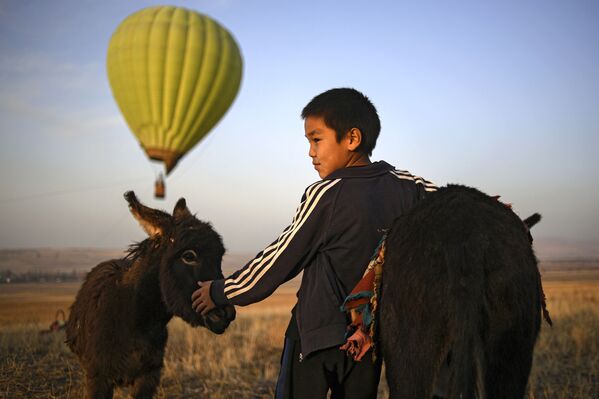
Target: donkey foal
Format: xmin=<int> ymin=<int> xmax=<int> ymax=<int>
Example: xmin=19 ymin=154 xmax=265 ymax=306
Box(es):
xmin=66 ymin=192 xmax=235 ymax=399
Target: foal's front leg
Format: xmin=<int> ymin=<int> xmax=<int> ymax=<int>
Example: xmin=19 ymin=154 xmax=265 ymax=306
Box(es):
xmin=131 ymin=368 xmax=162 ymax=399
xmin=85 ymin=375 xmax=114 ymax=399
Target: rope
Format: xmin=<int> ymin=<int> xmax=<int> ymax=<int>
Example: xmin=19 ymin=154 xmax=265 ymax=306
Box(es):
xmin=91 ymin=184 xmax=154 ymax=247
xmin=0 ymin=177 xmax=147 ymax=204
xmin=1 ymin=130 xmax=220 ymax=205
xmin=168 ymin=131 xmax=218 ymax=183
xmin=91 ymin=206 xmax=132 ymax=247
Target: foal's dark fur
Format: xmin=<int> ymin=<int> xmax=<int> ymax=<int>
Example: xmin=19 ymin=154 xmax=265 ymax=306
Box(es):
xmin=66 ymin=192 xmax=235 ymax=399
xmin=380 ymin=185 xmax=548 ymax=399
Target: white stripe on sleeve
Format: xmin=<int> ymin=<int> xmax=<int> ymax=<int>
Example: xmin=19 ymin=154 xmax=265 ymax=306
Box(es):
xmin=224 ymin=179 xmax=340 ymax=298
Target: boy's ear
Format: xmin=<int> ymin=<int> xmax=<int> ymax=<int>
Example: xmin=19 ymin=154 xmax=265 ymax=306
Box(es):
xmin=347 ymin=128 xmax=363 ymax=151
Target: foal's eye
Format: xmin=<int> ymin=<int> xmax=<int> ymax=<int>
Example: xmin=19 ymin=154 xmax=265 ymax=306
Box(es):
xmin=181 ymin=250 xmax=199 ymax=265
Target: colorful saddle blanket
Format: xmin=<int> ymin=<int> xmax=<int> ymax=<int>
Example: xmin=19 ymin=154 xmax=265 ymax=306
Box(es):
xmin=339 ymin=234 xmax=386 ymax=361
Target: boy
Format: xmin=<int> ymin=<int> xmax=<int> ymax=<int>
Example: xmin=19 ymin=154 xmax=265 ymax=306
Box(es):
xmin=192 ymin=88 xmax=436 ymax=398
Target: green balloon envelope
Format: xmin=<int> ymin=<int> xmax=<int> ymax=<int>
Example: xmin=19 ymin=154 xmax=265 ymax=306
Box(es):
xmin=107 ymin=6 xmax=243 ymax=174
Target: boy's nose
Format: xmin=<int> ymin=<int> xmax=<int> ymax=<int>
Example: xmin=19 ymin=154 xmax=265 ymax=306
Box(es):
xmin=308 ymin=145 xmax=316 ymax=158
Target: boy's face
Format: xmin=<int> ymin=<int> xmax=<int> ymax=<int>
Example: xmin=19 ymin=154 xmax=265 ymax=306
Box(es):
xmin=304 ymin=116 xmax=355 ymax=179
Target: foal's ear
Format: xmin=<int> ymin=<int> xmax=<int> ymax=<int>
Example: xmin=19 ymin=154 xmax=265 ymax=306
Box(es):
xmin=124 ymin=191 xmax=170 ymax=237
xmin=173 ymin=197 xmax=192 ymax=220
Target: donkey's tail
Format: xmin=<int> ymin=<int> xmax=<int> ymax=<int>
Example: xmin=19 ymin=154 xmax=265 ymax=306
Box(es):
xmin=445 ymin=245 xmax=486 ymax=399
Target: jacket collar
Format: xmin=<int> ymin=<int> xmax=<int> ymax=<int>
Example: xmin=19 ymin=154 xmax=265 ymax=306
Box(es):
xmin=323 ymin=160 xmax=395 ymax=180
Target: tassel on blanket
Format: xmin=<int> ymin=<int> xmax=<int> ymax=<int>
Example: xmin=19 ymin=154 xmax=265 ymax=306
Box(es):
xmin=339 ymin=325 xmax=372 ymax=361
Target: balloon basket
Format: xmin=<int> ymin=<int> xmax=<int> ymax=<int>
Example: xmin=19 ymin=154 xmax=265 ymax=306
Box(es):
xmin=154 ymin=176 xmax=165 ymax=199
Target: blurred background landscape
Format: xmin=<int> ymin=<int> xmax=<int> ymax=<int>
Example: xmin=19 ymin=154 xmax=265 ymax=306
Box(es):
xmin=1 ymin=0 xmax=597 ymax=397
xmin=1 ymin=248 xmax=597 ymax=398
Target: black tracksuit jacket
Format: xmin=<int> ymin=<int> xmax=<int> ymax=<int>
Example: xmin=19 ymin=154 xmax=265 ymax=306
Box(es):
xmin=211 ymin=161 xmax=436 ymax=357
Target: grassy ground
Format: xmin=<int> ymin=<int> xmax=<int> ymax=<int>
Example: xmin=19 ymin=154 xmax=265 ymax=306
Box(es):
xmin=526 ymin=280 xmax=599 ymax=398
xmin=0 ymin=272 xmax=598 ymax=398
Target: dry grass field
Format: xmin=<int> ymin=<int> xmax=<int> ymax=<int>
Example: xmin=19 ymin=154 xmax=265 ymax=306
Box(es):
xmin=1 ymin=266 xmax=598 ymax=398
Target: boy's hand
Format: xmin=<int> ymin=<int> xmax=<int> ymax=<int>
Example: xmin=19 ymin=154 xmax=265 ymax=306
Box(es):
xmin=191 ymin=281 xmax=215 ymax=316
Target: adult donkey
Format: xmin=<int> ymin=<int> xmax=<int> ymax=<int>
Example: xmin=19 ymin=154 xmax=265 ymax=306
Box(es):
xmin=66 ymin=192 xmax=235 ymax=399
xmin=380 ymin=185 xmax=550 ymax=399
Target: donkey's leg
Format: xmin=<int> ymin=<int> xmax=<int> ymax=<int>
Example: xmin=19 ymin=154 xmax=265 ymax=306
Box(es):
xmin=85 ymin=375 xmax=114 ymax=399
xmin=383 ymin=311 xmax=448 ymax=399
xmin=131 ymin=368 xmax=162 ymax=399
xmin=384 ymin=344 xmax=441 ymax=398
xmin=485 ymin=332 xmax=535 ymax=399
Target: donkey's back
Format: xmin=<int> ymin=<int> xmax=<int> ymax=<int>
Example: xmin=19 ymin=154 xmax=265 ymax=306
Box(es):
xmin=380 ymin=184 xmax=545 ymax=399
xmin=66 ymin=258 xmax=135 ymax=357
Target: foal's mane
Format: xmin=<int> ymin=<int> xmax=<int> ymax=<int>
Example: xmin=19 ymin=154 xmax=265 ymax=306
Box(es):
xmin=124 ymin=238 xmax=156 ymax=261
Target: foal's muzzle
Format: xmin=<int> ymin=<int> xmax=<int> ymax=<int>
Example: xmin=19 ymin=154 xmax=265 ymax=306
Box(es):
xmin=205 ymin=304 xmax=236 ymax=334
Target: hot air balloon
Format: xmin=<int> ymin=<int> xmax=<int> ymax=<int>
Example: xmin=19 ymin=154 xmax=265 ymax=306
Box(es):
xmin=107 ymin=6 xmax=243 ymax=198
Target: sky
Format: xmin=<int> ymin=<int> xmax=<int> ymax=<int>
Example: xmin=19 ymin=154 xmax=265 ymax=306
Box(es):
xmin=0 ymin=0 xmax=598 ymax=254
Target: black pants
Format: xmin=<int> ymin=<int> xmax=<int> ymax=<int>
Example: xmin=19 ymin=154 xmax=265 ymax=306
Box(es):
xmin=275 ymin=338 xmax=382 ymax=399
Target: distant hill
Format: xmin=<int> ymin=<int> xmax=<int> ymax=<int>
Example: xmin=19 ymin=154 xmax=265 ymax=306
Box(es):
xmin=533 ymin=238 xmax=599 ymax=261
xmin=0 ymin=248 xmax=124 ymax=273
xmin=0 ymin=248 xmax=256 ymax=274
xmin=1 ymin=237 xmax=597 ymax=275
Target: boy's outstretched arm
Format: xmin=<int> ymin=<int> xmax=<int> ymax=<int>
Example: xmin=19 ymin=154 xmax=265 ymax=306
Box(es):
xmin=192 ymin=179 xmax=340 ymax=312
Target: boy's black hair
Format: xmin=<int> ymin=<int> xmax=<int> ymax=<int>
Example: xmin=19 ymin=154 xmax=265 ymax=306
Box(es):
xmin=301 ymin=88 xmax=381 ymax=156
